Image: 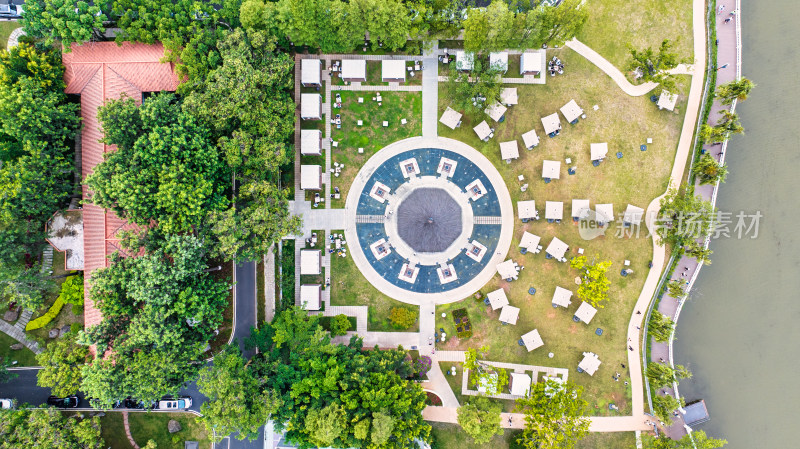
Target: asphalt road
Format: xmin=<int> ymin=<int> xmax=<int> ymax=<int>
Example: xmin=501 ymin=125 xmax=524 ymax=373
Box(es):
xmin=0 ymin=261 xmax=263 ymax=448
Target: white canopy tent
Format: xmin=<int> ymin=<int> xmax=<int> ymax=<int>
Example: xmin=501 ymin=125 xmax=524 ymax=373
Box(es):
xmin=300 ymin=284 xmax=322 ymax=310
xmin=657 ymin=90 xmax=679 ymax=111
xmin=595 ymin=204 xmax=614 ymax=224
xmin=301 ymin=59 xmax=321 ymax=86
xmin=300 ymin=93 xmax=322 ymax=120
xmin=521 ymin=129 xmax=539 ymax=149
xmin=572 ymin=199 xmax=591 ymax=220
xmin=542 ymin=160 xmax=561 ymax=179
xmin=473 ymin=120 xmax=493 ymax=141
xmin=545 ymin=236 xmax=569 ymax=260
xmin=440 ymin=107 xmax=463 ymax=130
xmin=499 ymin=305 xmax=520 ymax=325
xmin=300 ymin=249 xmax=321 ymax=275
xmin=510 ymin=372 xmax=532 ymax=396
xmin=560 ymin=99 xmax=583 ymax=123
xmin=499 ymin=140 xmax=519 ymax=162
xmin=551 ymin=286 xmax=573 ymax=308
xmin=487 ymin=288 xmax=510 ymax=310
xmin=520 ymin=50 xmax=544 ymax=75
xmin=579 ymin=352 xmax=602 ymax=376
xmin=590 ymin=143 xmax=608 ymax=161
xmin=485 ymin=102 xmax=508 ymax=122
xmin=381 ymin=60 xmax=406 ymax=82
xmin=517 ymin=200 xmax=537 ymax=221
xmin=623 ymin=204 xmax=645 ymax=226
xmin=520 ymin=329 xmax=544 ymax=352
xmin=541 ymin=113 xmax=561 ymax=135
xmin=500 ymin=87 xmax=518 ymax=106
xmin=300 ymin=129 xmax=322 ymax=156
xmin=496 ymin=259 xmax=519 ymax=280
xmin=574 ymin=301 xmax=598 ymax=324
xmin=300 ymin=165 xmax=322 ymax=190
xmin=489 ymin=51 xmax=509 ymax=73
xmin=341 ymin=59 xmax=366 ymax=81
xmin=545 ymin=201 xmax=563 ymax=221
xmin=519 ymin=232 xmax=541 ymax=253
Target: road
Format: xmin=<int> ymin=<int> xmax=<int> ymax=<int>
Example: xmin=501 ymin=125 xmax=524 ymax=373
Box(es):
xmin=0 ymin=261 xmax=262 ymax=448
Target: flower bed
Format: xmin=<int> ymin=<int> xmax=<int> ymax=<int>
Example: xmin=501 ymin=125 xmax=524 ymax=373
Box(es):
xmin=452 ymin=308 xmax=473 ymax=339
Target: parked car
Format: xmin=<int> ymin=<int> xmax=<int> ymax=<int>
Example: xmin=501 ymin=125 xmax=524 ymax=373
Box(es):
xmin=157 ymin=396 xmax=192 ymax=410
xmin=47 ymin=395 xmax=79 ymax=408
xmin=0 ymin=4 xmax=15 ymax=17
xmin=123 ymin=397 xmax=155 ymax=410
xmin=0 ymin=398 xmax=13 ymax=410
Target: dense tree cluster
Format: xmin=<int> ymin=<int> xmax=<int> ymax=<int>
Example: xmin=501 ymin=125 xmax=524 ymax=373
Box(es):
xmin=457 ymin=397 xmax=503 ymax=444
xmin=515 ymin=380 xmax=590 ymax=449
xmin=657 ymin=188 xmax=716 ymax=263
xmin=0 ymin=408 xmax=104 ymax=449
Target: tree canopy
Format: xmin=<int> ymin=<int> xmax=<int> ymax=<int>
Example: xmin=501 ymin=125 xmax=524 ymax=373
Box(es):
xmin=657 ymin=188 xmax=716 ymax=250
xmin=457 ymin=397 xmax=503 ymax=444
xmin=444 ymin=58 xmax=504 ymax=117
xmin=0 ymin=408 xmax=104 ymax=449
xmin=693 ymin=153 xmax=728 ymax=185
xmin=628 ymin=39 xmax=684 ymax=94
xmin=716 ymin=77 xmax=755 ymax=105
xmin=515 ymin=380 xmax=590 ymax=449
xmin=36 ymin=333 xmax=89 ymax=397
xmin=643 ymin=431 xmax=727 ymax=449
xmin=21 ymin=0 xmax=107 ymax=47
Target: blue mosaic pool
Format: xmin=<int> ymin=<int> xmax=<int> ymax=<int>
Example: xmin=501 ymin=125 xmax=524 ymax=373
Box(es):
xmin=353 ymin=148 xmax=503 ymax=294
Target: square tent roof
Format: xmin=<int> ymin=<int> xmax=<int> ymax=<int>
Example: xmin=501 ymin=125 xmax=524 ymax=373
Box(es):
xmin=499 ymin=140 xmax=519 ymax=161
xmin=473 ymin=120 xmax=492 ymax=140
xmin=301 ymin=59 xmax=321 ymax=85
xmin=578 ymin=352 xmax=601 ymax=376
xmin=590 ymin=142 xmax=608 ymax=161
xmin=560 ymin=99 xmax=583 ymax=123
xmin=341 ymin=59 xmax=366 ymax=79
xmin=487 ymin=288 xmax=510 ymax=310
xmin=517 ymin=200 xmax=537 ymax=220
xmin=545 ymin=201 xmax=563 ymax=220
xmin=300 ymin=129 xmax=322 ymax=155
xmin=520 ymin=50 xmax=544 ymax=74
xmin=300 ymin=249 xmax=321 ymax=275
xmin=499 ymin=305 xmax=520 ymax=325
xmin=496 ymin=259 xmax=518 ymax=279
xmin=300 ymin=93 xmax=321 ymax=119
xmin=521 ymin=129 xmax=539 ymax=148
xmin=541 ymin=113 xmax=561 ymax=134
xmin=572 ymin=199 xmax=591 ymax=219
xmin=521 ymin=329 xmax=544 ymax=352
xmin=440 ymin=107 xmax=463 ymax=130
xmin=623 ymin=204 xmax=645 ymax=225
xmin=658 ymin=90 xmax=679 ymax=111
xmin=595 ymin=203 xmax=614 ymax=223
xmin=300 ymin=284 xmax=322 ymax=310
xmin=510 ymin=372 xmax=532 ymax=396
xmin=485 ymin=102 xmax=508 ymax=122
xmin=519 ymin=232 xmax=541 ymax=252
xmin=382 ymin=59 xmax=406 ymax=80
xmin=300 ymin=164 xmax=322 ymax=190
xmin=546 ymin=236 xmax=569 ymax=260
xmin=500 ymin=87 xmax=518 ymax=105
xmin=542 ymin=160 xmax=561 ymax=179
xmin=574 ymin=301 xmax=597 ymax=324
xmin=489 ymin=51 xmax=509 ymax=72
xmin=456 ymin=51 xmax=475 ymax=70
xmin=552 ymin=286 xmax=573 ymax=308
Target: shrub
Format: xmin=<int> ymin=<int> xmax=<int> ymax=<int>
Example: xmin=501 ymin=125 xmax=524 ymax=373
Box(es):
xmin=413 ymin=356 xmax=432 ymax=376
xmin=389 ymin=307 xmax=417 ymax=329
xmin=329 ymin=314 xmax=351 ymax=336
xmin=25 ymin=297 xmax=65 ymax=331
xmin=452 ymin=308 xmax=473 ymax=338
xmin=58 ymin=275 xmax=84 ymax=306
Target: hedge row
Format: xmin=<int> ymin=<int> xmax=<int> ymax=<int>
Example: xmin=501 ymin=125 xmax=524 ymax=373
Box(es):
xmin=26 ymin=297 xmax=65 ymax=331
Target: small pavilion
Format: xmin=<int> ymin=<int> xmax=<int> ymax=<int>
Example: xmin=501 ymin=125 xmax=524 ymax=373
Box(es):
xmin=521 ymin=129 xmax=539 ymax=149
xmin=551 ymin=286 xmax=573 ymax=308
xmin=473 ymin=120 xmax=493 ymax=141
xmin=499 ymin=305 xmax=520 ymax=325
xmin=300 ymin=284 xmax=322 ymax=310
xmin=300 ymin=165 xmax=322 ymax=190
xmin=489 ymin=51 xmax=509 ymax=73
xmin=519 ymin=232 xmax=541 ymax=253
xmin=541 ymin=113 xmax=561 ymax=137
xmin=545 ymin=201 xmax=564 ymax=222
xmin=595 ymin=203 xmax=614 ymax=225
xmin=574 ymin=301 xmax=598 ymax=324
xmin=571 ymin=199 xmax=591 ymax=221
xmin=300 ymin=93 xmax=322 ymax=120
xmin=578 ymin=352 xmax=601 ymax=376
xmin=657 ymin=90 xmax=679 ymax=111
xmin=487 ymin=288 xmax=510 ymax=310
xmin=485 ymin=102 xmax=508 ymax=122
xmin=560 ymin=99 xmax=584 ymax=124
xmin=499 ymin=140 xmax=519 ymax=163
xmin=301 ymin=59 xmax=321 ymax=87
xmin=590 ymin=143 xmax=608 ymax=163
xmin=496 ymin=259 xmax=519 ymax=281
xmin=623 ymin=204 xmax=644 ymax=227
xmin=500 ymin=87 xmax=518 ymax=106
xmin=300 ymin=129 xmax=322 ymax=156
xmin=381 ymin=60 xmax=406 ymax=82
xmin=542 ymin=160 xmax=561 ymax=180
xmin=520 ymin=329 xmax=544 ymax=352
xmin=520 ymin=51 xmax=544 ymax=75
xmin=341 ymin=59 xmax=366 ymax=82
xmin=456 ymin=51 xmax=475 ymax=71
xmin=440 ymin=107 xmax=463 ymax=130
xmin=300 ymin=249 xmax=321 ymax=275
xmin=545 ymin=236 xmax=569 ymax=260
xmin=510 ymin=372 xmax=532 ymax=396
xmin=517 ymin=200 xmax=538 ymax=222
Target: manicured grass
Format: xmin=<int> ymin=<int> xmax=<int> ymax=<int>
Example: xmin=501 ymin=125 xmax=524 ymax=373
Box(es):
xmin=319 ymin=315 xmax=357 ymax=332
xmin=97 ymin=412 xmax=127 ymax=448
xmin=430 ymin=422 xmax=522 ymax=449
xmin=0 ymin=21 xmax=20 ymax=51
xmin=208 ymin=260 xmax=234 ymax=354
xmin=0 ymin=331 xmax=37 ymax=366
xmin=436 ymin=47 xmax=685 ymax=415
xmin=97 ymin=412 xmax=211 ymax=449
xmin=330 ymin=91 xmax=422 ymax=208
xmin=329 ymin=233 xmax=419 ymax=332
xmin=576 ymin=0 xmax=694 ymax=72
xmin=576 ymin=431 xmax=638 ymax=449
xmin=505 ymin=54 xmax=524 ymax=79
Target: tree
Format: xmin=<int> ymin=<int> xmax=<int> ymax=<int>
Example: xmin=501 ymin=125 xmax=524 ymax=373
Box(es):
xmin=463 ymin=1 xmax=514 ymax=53
xmin=693 ymin=154 xmax=728 ymax=185
xmin=643 ymin=431 xmax=727 ymax=449
xmin=36 ymin=334 xmax=88 ymax=397
xmin=515 ymin=380 xmax=590 ymax=449
xmin=0 ymin=357 xmax=17 ymax=384
xmin=576 ymin=259 xmax=612 ymax=308
xmin=648 ymin=311 xmax=675 ymax=343
xmin=0 ymin=40 xmax=66 ymax=91
xmin=666 ymin=280 xmax=686 ymax=299
xmin=0 ymin=408 xmax=104 ymax=449
xmin=684 ymin=241 xmax=713 ymax=265
xmin=329 ymin=314 xmax=351 ymax=337
xmin=514 ymin=0 xmax=588 ymax=49
xmin=716 ymin=77 xmax=755 ymax=105
xmin=86 ymin=93 xmax=228 ymax=234
xmin=464 ymin=347 xmax=507 ymax=395
xmin=657 ymin=188 xmax=715 ymax=249
xmin=349 ymin=0 xmax=412 ymax=51
xmin=569 ymin=255 xmax=587 ymax=270
xmin=628 ymin=40 xmax=684 ymax=94
xmin=389 ymin=307 xmax=418 ymax=329
xmin=197 ymin=345 xmax=281 ymax=441
xmin=647 ymin=362 xmax=691 ymax=389
xmin=80 ymin=234 xmax=229 ymax=407
xmin=444 ymin=58 xmax=504 ymax=117
xmin=652 ymin=394 xmax=684 ymax=425
xmin=457 ymin=397 xmax=503 ymax=444
xmin=0 ymin=259 xmax=54 ymax=311
xmin=21 ymin=0 xmax=106 ymax=47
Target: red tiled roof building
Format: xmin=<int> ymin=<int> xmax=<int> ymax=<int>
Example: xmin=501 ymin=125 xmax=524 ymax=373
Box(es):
xmin=63 ymin=42 xmax=180 ymax=329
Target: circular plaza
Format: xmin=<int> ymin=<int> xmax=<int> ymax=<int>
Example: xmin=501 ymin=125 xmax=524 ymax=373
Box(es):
xmin=344 ymin=137 xmax=513 ymax=305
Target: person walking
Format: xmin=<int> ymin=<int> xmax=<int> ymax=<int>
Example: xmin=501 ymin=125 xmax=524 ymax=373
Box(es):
xmin=717 ymin=4 xmax=725 ymax=14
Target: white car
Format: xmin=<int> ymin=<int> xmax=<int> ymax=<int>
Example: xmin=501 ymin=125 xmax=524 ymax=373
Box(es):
xmin=0 ymin=399 xmax=13 ymax=410
xmin=157 ymin=397 xmax=192 ymax=410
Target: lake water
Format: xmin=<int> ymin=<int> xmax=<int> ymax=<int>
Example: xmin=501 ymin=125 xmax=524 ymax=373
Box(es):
xmin=673 ymin=1 xmax=800 ymax=447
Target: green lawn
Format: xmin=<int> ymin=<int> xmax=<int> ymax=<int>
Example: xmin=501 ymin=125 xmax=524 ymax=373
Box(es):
xmin=0 ymin=21 xmax=20 ymax=51
xmin=576 ymin=0 xmax=694 ymax=72
xmin=430 ymin=422 xmax=635 ymax=449
xmin=329 ymin=236 xmax=419 ymax=332
xmin=98 ymin=412 xmax=211 ymax=449
xmin=330 ymin=90 xmax=422 ymax=207
xmin=0 ymin=331 xmax=37 ymax=366
xmin=28 ymin=251 xmax=83 ymax=348
xmin=436 ymin=47 xmax=686 ymax=415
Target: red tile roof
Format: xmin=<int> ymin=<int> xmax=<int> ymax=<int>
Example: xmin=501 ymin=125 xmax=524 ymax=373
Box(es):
xmin=63 ymin=42 xmax=180 ymax=329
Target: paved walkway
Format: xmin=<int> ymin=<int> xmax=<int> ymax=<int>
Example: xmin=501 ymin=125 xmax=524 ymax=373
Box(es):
xmin=421 ymin=42 xmax=439 ymax=137
xmin=6 ymin=26 xmax=24 ymax=49
xmin=332 ymin=83 xmax=422 ymax=92
xmin=122 ymin=411 xmax=141 ymax=449
xmin=264 ymin=248 xmax=276 ymax=323
xmin=564 ymin=39 xmax=659 ymax=96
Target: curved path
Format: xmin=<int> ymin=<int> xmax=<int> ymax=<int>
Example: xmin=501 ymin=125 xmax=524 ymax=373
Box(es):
xmin=564 ymin=39 xmax=659 ymax=96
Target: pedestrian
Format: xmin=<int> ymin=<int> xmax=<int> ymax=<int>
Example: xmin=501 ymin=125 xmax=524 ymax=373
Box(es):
xmin=621 ymin=363 xmax=626 ymax=368
xmin=636 ymin=310 xmax=642 ymax=315
xmin=730 ymin=9 xmax=738 ymax=15
xmin=718 ymin=63 xmax=729 ymax=70
xmin=624 ymin=381 xmax=629 ymax=386
xmin=717 ymin=4 xmax=725 ymax=13
xmin=628 ymin=338 xmax=632 ymax=342
xmin=724 ymin=17 xmax=732 ymax=23
xmin=628 ymin=346 xmax=633 ymax=351
xmin=660 ymin=357 xmax=665 ymax=363
xmin=636 ymin=326 xmax=640 ymax=330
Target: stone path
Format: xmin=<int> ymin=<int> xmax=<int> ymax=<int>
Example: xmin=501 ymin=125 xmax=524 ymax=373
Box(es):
xmin=264 ymin=248 xmax=276 ymax=323
xmin=122 ymin=411 xmax=141 ymax=449
xmin=6 ymin=27 xmax=24 ymax=50
xmin=564 ymin=39 xmax=659 ymax=97
xmin=421 ymin=42 xmax=439 ymax=137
